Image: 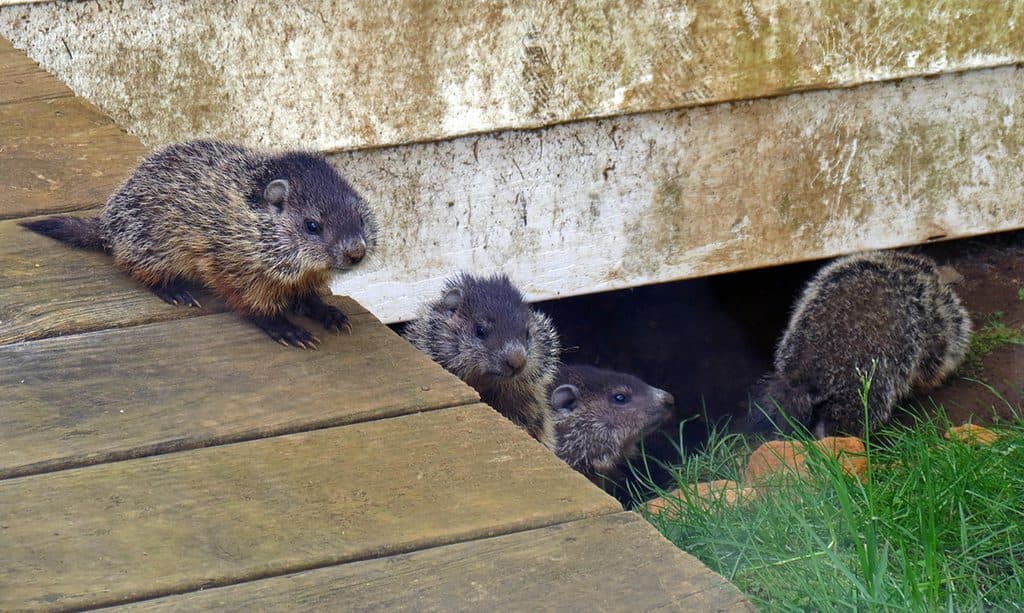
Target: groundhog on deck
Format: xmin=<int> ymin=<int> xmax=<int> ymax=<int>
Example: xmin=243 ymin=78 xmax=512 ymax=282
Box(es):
xmin=21 ymin=140 xmax=376 ymax=348
xmin=550 ymin=364 xmax=675 ymax=488
xmin=403 ymin=273 xmax=560 ymax=449
xmin=747 ymin=251 xmax=971 ymax=438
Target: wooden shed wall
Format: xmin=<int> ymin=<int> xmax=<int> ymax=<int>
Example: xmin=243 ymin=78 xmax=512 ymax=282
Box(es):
xmin=2 ymin=1 xmax=1022 ymax=322
xmin=335 ymin=66 xmax=1024 ymax=322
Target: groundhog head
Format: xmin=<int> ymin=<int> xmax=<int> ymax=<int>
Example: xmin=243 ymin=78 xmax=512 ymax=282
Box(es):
xmin=261 ymin=153 xmax=377 ymax=274
xmin=550 ymin=365 xmax=675 ymax=476
xmin=435 ymin=274 xmax=543 ymax=388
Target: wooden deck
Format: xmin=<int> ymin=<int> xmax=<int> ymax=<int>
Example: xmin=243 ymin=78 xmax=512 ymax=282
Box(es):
xmin=0 ymin=37 xmax=751 ymax=611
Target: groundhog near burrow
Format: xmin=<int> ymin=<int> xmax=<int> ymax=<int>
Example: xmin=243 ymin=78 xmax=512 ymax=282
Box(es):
xmin=403 ymin=273 xmax=560 ymax=449
xmin=746 ymin=250 xmax=971 ymax=438
xmin=21 ymin=139 xmax=376 ymax=348
xmin=549 ymin=364 xmax=675 ymax=489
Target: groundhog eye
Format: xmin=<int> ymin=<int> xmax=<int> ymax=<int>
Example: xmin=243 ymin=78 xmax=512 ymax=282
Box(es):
xmin=304 ymin=219 xmax=323 ymax=235
xmin=474 ymin=324 xmax=488 ymax=340
xmin=612 ymin=393 xmax=628 ymax=404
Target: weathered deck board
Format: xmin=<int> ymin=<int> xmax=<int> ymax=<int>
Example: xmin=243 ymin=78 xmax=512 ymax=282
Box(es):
xmin=0 ymin=36 xmax=71 ymax=104
xmin=103 ymin=512 xmax=751 ymax=612
xmin=0 ymin=211 xmax=233 ymax=345
xmin=0 ymin=95 xmax=145 ymax=220
xmin=0 ymin=405 xmax=620 ymax=611
xmin=2 ymin=2 xmax=1023 ymax=151
xmin=0 ymin=302 xmax=477 ymax=479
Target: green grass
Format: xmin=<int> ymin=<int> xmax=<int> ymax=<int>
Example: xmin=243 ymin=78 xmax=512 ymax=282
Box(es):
xmin=640 ymin=415 xmax=1024 ymax=611
xmin=959 ymin=311 xmax=1024 ymax=377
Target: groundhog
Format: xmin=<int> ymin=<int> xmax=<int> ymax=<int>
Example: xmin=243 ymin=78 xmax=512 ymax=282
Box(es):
xmin=747 ymin=250 xmax=971 ymax=438
xmin=549 ymin=364 xmax=675 ymax=488
xmin=21 ymin=140 xmax=376 ymax=348
xmin=403 ymin=273 xmax=560 ymax=449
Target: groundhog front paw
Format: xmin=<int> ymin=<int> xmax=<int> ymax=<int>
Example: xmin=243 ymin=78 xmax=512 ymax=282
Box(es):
xmin=295 ymin=294 xmax=352 ymax=334
xmin=250 ymin=315 xmax=320 ymax=350
xmin=150 ymin=281 xmax=201 ymax=308
xmin=317 ymin=305 xmax=352 ymax=334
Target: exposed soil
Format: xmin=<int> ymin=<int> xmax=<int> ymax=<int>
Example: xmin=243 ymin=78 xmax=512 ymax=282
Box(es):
xmin=911 ymin=231 xmax=1024 ymax=425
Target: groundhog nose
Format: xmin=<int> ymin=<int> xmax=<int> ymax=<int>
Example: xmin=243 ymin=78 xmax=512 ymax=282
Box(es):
xmin=345 ymin=240 xmax=366 ymax=264
xmin=505 ymin=347 xmax=527 ymax=373
xmin=658 ymin=389 xmax=675 ymax=406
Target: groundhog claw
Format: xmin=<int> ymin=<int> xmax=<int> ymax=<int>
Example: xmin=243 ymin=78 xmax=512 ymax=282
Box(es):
xmin=151 ymin=281 xmax=201 ymax=309
xmin=252 ymin=314 xmax=320 ymax=349
xmin=295 ymin=294 xmax=350 ymax=334
xmin=320 ymin=307 xmax=351 ymax=334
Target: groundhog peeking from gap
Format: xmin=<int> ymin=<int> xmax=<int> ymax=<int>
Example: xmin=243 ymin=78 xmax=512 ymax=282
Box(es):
xmin=745 ymin=251 xmax=971 ymax=438
xmin=549 ymin=364 xmax=675 ymax=490
xmin=21 ymin=140 xmax=377 ymax=348
xmin=403 ymin=273 xmax=560 ymax=449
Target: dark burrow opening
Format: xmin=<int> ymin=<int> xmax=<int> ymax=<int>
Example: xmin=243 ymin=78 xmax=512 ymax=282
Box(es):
xmin=395 ymin=229 xmax=1024 ymax=503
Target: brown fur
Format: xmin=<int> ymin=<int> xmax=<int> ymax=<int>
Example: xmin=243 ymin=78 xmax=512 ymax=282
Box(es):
xmin=404 ymin=274 xmax=561 ymax=449
xmin=21 ymin=140 xmax=376 ymax=347
xmin=550 ymin=364 xmax=674 ymax=488
xmin=748 ymin=251 xmax=971 ymax=438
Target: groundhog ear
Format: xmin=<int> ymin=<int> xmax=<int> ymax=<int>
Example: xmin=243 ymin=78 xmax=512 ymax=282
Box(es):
xmin=264 ymin=179 xmax=289 ymax=208
xmin=550 ymin=384 xmax=580 ymax=413
xmin=441 ymin=288 xmax=463 ymax=311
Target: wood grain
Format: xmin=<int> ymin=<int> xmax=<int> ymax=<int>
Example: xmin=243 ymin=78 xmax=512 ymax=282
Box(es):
xmin=103 ymin=512 xmax=752 ymax=612
xmin=333 ymin=65 xmax=1024 ymax=323
xmin=0 ymin=405 xmax=619 ymax=611
xmin=3 ymin=2 xmax=1023 ymax=151
xmin=0 ymin=95 xmax=146 ymax=219
xmin=0 ymin=211 xmax=233 ymax=345
xmin=0 ymin=300 xmax=478 ymax=478
xmin=0 ymin=36 xmax=71 ymax=104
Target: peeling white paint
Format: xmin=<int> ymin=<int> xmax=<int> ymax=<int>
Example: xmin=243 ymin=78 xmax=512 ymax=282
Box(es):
xmin=608 ymin=74 xmax=653 ymax=107
xmin=665 ymin=5 xmax=695 ymax=32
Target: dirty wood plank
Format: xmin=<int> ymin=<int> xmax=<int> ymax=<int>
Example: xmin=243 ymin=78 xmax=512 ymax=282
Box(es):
xmin=0 ymin=211 xmax=233 ymax=345
xmin=2 ymin=1 xmax=1022 ymax=150
xmin=330 ymin=65 xmax=1024 ymax=323
xmin=0 ymin=36 xmax=71 ymax=104
xmin=103 ymin=512 xmax=752 ymax=612
xmin=0 ymin=404 xmax=620 ymax=611
xmin=0 ymin=95 xmax=146 ymax=219
xmin=0 ymin=302 xmax=478 ymax=479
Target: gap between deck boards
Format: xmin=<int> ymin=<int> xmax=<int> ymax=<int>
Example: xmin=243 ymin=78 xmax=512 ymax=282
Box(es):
xmin=0 ymin=394 xmax=480 ymax=481
xmin=0 ymin=405 xmax=622 ymax=611
xmin=0 ymin=300 xmax=480 ymax=480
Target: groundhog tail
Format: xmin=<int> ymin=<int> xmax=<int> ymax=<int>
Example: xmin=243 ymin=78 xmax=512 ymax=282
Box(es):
xmin=20 ymin=216 xmax=106 ymax=251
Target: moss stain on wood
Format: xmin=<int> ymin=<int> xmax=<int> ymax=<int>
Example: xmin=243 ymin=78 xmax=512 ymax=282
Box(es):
xmin=0 ymin=1 xmax=1021 ymax=150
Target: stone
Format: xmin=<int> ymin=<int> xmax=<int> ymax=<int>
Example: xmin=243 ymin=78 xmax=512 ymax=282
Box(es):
xmin=645 ymin=479 xmax=753 ymax=514
xmin=744 ymin=437 xmax=868 ymax=485
xmin=946 ymin=423 xmax=1000 ymax=445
